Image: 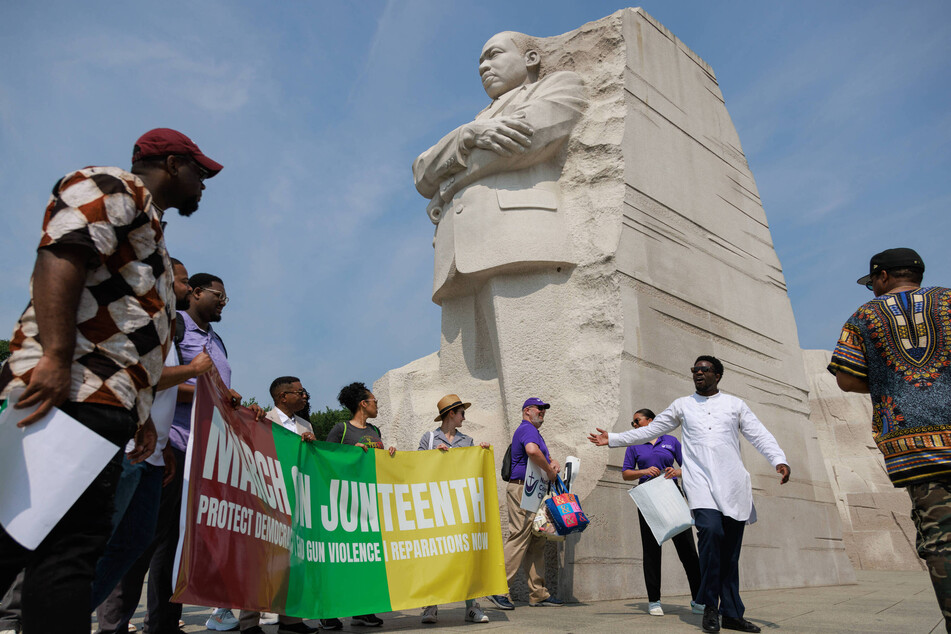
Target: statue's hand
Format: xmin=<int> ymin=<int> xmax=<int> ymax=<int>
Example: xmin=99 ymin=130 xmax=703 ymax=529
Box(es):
xmin=462 ymin=115 xmax=534 ymax=157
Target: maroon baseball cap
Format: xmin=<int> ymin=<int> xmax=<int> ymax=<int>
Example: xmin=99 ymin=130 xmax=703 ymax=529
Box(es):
xmin=132 ymin=128 xmax=223 ymax=177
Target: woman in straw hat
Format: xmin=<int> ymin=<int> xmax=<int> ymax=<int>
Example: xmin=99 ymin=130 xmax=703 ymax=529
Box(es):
xmin=418 ymin=394 xmax=491 ymax=625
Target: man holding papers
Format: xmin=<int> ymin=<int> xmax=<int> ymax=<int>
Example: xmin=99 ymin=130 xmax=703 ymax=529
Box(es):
xmin=0 ymin=128 xmax=221 ymax=634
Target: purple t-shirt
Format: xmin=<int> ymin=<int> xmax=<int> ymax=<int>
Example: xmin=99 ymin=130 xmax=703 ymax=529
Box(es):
xmin=622 ymin=435 xmax=682 ymax=484
xmin=510 ymin=420 xmax=551 ymax=481
xmin=168 ymin=311 xmax=231 ymax=452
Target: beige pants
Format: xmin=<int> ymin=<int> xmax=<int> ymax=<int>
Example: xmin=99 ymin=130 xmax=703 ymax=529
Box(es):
xmin=503 ymin=481 xmax=550 ymax=603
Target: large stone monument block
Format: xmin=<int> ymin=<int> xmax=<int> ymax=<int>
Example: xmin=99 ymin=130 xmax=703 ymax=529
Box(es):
xmin=803 ymin=349 xmax=923 ymax=571
xmin=376 ymin=8 xmax=855 ymax=601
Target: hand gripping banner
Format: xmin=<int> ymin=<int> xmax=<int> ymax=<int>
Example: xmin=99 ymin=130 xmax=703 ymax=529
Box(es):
xmin=171 ymin=370 xmax=507 ymax=618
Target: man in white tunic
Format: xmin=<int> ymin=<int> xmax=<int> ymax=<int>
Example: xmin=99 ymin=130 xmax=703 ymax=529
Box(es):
xmin=589 ymin=355 xmax=790 ymax=634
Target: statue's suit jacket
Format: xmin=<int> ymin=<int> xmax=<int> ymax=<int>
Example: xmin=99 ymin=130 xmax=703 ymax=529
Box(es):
xmin=265 ymin=407 xmax=314 ymax=437
xmin=413 ymin=71 xmax=586 ymax=303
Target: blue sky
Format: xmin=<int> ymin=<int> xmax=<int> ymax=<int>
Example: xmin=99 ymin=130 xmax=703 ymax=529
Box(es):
xmin=1 ymin=1 xmax=948 ymax=409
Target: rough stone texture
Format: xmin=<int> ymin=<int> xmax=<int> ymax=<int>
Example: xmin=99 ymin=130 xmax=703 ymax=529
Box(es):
xmin=802 ymin=349 xmax=924 ymax=571
xmin=375 ymin=8 xmax=855 ymax=600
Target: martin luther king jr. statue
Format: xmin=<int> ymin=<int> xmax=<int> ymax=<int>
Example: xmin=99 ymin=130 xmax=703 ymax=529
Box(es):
xmin=414 ymin=31 xmax=587 ymax=304
xmin=412 ymin=31 xmax=587 ymax=424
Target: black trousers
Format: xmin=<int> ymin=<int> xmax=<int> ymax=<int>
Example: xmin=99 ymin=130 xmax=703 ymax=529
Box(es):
xmin=0 ymin=402 xmax=134 ymax=634
xmin=637 ymin=508 xmax=702 ymax=602
xmin=143 ymin=447 xmax=186 ymax=634
xmin=694 ymin=508 xmax=746 ymax=618
xmin=95 ymin=446 xmax=185 ymax=634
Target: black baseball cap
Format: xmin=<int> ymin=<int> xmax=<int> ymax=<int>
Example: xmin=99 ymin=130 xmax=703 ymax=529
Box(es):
xmin=856 ymin=248 xmax=925 ymax=286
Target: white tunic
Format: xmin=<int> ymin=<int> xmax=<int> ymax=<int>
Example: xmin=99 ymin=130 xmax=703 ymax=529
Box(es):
xmin=609 ymin=392 xmax=786 ymax=522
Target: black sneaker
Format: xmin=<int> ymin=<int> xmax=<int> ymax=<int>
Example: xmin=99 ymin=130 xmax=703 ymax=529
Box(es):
xmin=721 ymin=616 xmax=761 ymax=633
xmin=485 ymin=594 xmax=515 ymax=610
xmin=702 ymin=606 xmax=721 ymax=632
xmin=320 ymin=618 xmax=344 ymax=630
xmin=529 ymin=596 xmax=564 ymax=607
xmin=351 ymin=614 xmax=384 ymax=627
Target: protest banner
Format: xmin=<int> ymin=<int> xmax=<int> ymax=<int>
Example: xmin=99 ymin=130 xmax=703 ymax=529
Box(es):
xmin=172 ymin=369 xmax=507 ymax=618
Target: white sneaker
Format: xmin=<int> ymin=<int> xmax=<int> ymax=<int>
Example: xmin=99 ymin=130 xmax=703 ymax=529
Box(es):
xmin=261 ymin=612 xmax=280 ymax=625
xmin=421 ymin=605 xmax=438 ymax=624
xmin=648 ymin=601 xmax=663 ymax=616
xmin=691 ymin=600 xmax=705 ymax=615
xmin=205 ymin=608 xmax=239 ymax=631
xmin=465 ymin=603 xmax=489 ymax=623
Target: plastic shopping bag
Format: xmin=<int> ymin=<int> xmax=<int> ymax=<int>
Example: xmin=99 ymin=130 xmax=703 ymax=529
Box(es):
xmin=628 ymin=476 xmax=693 ymax=544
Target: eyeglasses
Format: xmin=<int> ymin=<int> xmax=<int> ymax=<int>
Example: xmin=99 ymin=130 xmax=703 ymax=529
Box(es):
xmin=199 ymin=287 xmax=229 ymax=305
xmin=690 ymin=366 xmax=715 ymax=374
xmin=363 ymin=398 xmax=378 ymax=403
xmin=282 ymin=389 xmax=309 ymax=398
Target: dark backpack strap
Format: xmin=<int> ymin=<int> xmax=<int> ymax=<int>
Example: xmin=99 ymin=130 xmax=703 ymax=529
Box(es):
xmin=501 ymin=443 xmax=513 ymax=482
xmin=173 ymin=313 xmax=185 ymax=366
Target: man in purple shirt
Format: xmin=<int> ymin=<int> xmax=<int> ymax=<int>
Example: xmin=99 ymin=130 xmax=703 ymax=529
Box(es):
xmin=98 ymin=273 xmax=247 ymax=634
xmin=622 ymin=408 xmax=702 ymax=618
xmin=487 ymin=397 xmax=563 ymax=610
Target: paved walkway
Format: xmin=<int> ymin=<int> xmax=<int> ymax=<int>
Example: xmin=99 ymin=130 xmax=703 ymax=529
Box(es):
xmin=110 ymin=570 xmax=944 ymax=633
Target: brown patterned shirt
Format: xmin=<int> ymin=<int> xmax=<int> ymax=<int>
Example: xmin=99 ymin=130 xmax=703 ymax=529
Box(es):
xmin=0 ymin=166 xmax=174 ymax=426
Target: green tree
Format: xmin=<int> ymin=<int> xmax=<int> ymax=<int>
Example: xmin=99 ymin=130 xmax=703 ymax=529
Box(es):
xmin=310 ymin=406 xmax=350 ymax=441
xmin=0 ymin=339 xmax=9 ymax=363
xmin=241 ymin=396 xmax=263 ymax=409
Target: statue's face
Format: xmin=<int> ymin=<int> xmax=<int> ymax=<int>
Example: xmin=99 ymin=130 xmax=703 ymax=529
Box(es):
xmin=479 ymin=33 xmax=530 ymax=99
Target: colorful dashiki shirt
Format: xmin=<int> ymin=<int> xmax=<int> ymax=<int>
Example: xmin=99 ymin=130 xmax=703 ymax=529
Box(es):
xmin=829 ymin=287 xmax=951 ymax=486
xmin=0 ymin=167 xmax=174 ymax=427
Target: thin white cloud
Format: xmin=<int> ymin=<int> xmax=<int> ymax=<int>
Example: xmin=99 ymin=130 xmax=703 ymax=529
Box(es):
xmin=52 ymin=34 xmax=259 ymax=113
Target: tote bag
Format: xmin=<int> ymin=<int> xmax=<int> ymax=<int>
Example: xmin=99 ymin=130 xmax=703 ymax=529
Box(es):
xmin=628 ymin=476 xmax=693 ymax=544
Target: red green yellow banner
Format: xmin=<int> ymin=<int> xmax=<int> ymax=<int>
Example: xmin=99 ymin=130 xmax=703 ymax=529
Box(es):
xmin=171 ymin=371 xmax=507 ymax=618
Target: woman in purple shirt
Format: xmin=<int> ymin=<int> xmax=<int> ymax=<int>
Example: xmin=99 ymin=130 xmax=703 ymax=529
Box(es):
xmin=622 ymin=408 xmax=702 ymax=618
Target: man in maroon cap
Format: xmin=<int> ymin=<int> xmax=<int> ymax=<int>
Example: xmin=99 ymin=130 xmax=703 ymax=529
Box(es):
xmin=0 ymin=128 xmax=221 ymax=634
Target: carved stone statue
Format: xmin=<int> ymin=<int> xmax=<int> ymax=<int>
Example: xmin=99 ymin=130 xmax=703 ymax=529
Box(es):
xmin=413 ymin=31 xmax=587 ymax=303
xmin=377 ymin=9 xmax=855 ymax=602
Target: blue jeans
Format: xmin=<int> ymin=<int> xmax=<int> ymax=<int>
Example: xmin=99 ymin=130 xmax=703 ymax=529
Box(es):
xmin=90 ymin=455 xmax=163 ymax=608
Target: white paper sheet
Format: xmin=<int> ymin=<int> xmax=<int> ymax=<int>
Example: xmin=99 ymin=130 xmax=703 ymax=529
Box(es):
xmin=563 ymin=455 xmax=580 ymax=492
xmin=0 ymin=389 xmax=121 ymax=549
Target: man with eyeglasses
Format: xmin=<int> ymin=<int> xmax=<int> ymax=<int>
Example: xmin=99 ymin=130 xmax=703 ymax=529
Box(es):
xmin=141 ymin=271 xmax=248 ymax=633
xmin=829 ymin=248 xmax=951 ymax=632
xmin=588 ymin=356 xmax=790 ymax=633
xmin=0 ymin=128 xmax=220 ymax=633
xmin=487 ymin=397 xmax=563 ymax=611
xmin=235 ymin=376 xmax=317 ymax=634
